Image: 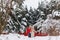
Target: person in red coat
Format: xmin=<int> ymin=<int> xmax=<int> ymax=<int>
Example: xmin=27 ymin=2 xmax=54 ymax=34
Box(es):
xmin=24 ymin=25 xmax=36 ymax=37
xmin=26 ymin=26 xmax=31 ymax=36
xmin=24 ymin=26 xmax=31 ymax=36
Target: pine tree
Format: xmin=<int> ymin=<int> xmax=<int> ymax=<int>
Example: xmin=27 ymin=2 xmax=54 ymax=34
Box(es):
xmin=0 ymin=0 xmax=25 ymax=33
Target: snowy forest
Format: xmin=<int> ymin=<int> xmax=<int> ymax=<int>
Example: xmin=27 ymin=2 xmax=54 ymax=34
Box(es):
xmin=0 ymin=0 xmax=60 ymax=36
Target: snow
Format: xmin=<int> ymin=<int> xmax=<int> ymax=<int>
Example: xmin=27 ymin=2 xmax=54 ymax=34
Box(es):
xmin=53 ymin=11 xmax=60 ymax=17
xmin=42 ymin=18 xmax=60 ymax=33
xmin=0 ymin=33 xmax=60 ymax=40
xmin=23 ymin=0 xmax=51 ymax=10
xmin=33 ymin=13 xmax=60 ymax=33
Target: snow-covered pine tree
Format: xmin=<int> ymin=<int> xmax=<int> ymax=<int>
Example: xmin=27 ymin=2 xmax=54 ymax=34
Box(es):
xmin=3 ymin=0 xmax=25 ymax=33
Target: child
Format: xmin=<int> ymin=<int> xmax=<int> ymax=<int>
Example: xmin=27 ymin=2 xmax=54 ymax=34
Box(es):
xmin=29 ymin=25 xmax=36 ymax=37
xmin=31 ymin=26 xmax=35 ymax=37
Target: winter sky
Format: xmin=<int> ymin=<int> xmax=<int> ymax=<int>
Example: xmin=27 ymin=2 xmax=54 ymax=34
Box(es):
xmin=23 ymin=0 xmax=51 ymax=10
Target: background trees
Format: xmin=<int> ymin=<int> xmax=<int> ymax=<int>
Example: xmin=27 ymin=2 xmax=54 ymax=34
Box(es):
xmin=0 ymin=0 xmax=24 ymax=33
xmin=0 ymin=0 xmax=60 ymax=35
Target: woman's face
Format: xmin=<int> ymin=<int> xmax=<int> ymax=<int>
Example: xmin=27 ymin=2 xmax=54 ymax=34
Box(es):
xmin=29 ymin=25 xmax=32 ymax=27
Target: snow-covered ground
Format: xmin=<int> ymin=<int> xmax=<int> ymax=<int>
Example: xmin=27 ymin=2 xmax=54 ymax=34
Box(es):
xmin=0 ymin=33 xmax=60 ymax=40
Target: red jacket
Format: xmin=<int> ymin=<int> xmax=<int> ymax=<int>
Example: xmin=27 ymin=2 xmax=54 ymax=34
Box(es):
xmin=24 ymin=27 xmax=31 ymax=36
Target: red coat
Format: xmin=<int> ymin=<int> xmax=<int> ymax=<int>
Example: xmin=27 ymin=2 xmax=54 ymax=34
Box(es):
xmin=24 ymin=27 xmax=31 ymax=36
